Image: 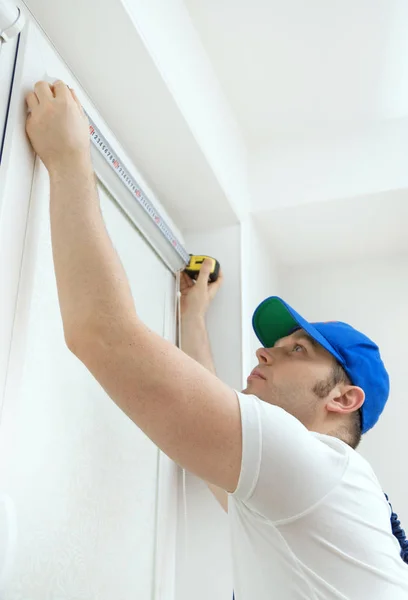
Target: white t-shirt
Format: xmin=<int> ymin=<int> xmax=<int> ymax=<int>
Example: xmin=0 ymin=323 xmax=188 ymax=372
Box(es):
xmin=228 ymin=392 xmax=408 ymax=599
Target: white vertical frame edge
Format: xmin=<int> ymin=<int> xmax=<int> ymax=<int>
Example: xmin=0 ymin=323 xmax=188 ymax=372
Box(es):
xmin=0 ymin=26 xmax=36 ymax=411
xmin=0 ymin=36 xmax=19 ymax=151
xmin=153 ymin=271 xmax=179 ymax=600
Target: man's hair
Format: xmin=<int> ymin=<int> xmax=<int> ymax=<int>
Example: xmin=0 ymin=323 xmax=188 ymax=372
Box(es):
xmin=313 ymin=362 xmax=362 ymax=449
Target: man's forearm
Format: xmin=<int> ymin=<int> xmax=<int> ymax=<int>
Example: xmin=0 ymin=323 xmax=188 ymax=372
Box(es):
xmin=49 ymin=158 xmax=137 ymax=342
xmin=180 ymin=316 xmax=216 ymax=374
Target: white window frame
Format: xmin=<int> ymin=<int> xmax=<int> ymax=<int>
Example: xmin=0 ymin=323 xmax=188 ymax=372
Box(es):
xmin=0 ymin=35 xmax=19 ymax=163
xmin=0 ymin=22 xmax=183 ymax=600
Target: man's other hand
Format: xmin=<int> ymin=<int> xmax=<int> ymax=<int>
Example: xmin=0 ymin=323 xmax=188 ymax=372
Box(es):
xmin=25 ymin=80 xmax=91 ymax=173
xmin=180 ymin=259 xmax=223 ymax=320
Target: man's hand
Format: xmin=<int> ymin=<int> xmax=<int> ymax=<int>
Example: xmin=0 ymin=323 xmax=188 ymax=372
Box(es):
xmin=25 ymin=81 xmax=91 ymax=173
xmin=180 ymin=259 xmax=223 ymax=320
xmin=179 ymin=259 xmax=223 ymax=374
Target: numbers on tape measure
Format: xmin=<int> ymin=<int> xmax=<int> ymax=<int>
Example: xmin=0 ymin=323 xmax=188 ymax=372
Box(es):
xmin=87 ymin=117 xmax=189 ymax=264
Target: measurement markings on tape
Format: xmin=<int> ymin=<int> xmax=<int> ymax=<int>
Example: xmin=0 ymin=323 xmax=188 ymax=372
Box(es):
xmin=87 ymin=114 xmax=189 ymax=265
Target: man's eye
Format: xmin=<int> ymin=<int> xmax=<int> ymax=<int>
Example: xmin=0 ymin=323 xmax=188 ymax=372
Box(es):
xmin=292 ymin=344 xmax=305 ymax=353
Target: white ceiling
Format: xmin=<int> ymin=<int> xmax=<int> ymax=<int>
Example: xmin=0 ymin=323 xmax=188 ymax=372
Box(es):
xmin=185 ymin=0 xmax=408 ymax=147
xmin=254 ymin=188 xmax=408 ymax=266
xmin=21 ymin=0 xmax=408 ymax=266
xmin=184 ymin=0 xmax=408 ymax=264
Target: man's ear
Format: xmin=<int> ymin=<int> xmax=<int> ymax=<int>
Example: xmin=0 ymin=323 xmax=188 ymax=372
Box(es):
xmin=326 ymin=385 xmax=365 ymax=416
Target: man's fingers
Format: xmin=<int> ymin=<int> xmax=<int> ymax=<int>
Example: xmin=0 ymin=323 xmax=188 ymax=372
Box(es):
xmin=34 ymin=81 xmax=54 ymax=102
xmin=196 ymin=259 xmax=215 ymax=288
xmin=180 ymin=271 xmax=194 ymax=291
xmin=52 ymin=80 xmax=71 ymax=100
xmin=208 ymin=267 xmax=223 ymax=297
xmin=25 ymin=91 xmax=39 ymax=112
xmin=69 ymin=87 xmax=84 ymax=113
xmin=212 ymin=267 xmax=223 ymax=289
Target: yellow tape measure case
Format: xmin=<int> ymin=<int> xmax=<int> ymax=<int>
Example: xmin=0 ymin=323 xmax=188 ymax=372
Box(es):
xmin=185 ymin=255 xmax=220 ymax=283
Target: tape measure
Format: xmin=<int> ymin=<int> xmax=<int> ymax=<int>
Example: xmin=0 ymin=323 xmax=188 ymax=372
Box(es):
xmin=185 ymin=255 xmax=221 ymax=283
xmin=86 ymin=113 xmax=190 ymax=265
xmin=85 ymin=113 xmax=220 ymax=281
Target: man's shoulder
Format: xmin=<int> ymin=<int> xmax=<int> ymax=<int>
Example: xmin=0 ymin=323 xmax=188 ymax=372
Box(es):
xmin=312 ymin=431 xmax=378 ymax=479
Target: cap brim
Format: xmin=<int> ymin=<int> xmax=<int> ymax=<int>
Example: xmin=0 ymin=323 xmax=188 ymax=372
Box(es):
xmin=252 ymin=297 xmax=344 ymax=365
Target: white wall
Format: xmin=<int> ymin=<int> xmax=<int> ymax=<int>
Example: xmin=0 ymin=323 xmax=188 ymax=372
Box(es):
xmin=241 ymin=215 xmax=281 ymax=385
xmin=280 ymin=254 xmax=408 ymax=523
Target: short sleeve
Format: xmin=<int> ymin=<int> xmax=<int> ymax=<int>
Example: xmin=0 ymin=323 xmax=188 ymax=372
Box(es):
xmin=231 ymin=392 xmax=349 ymax=522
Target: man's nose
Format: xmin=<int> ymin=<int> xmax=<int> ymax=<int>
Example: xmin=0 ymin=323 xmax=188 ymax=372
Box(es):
xmin=256 ymin=346 xmax=275 ymax=365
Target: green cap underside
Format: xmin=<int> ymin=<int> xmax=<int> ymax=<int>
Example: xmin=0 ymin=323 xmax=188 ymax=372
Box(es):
xmin=253 ymin=298 xmax=298 ymax=348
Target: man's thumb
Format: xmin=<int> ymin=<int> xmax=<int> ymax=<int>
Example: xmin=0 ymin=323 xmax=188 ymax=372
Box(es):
xmin=196 ymin=258 xmax=213 ymax=287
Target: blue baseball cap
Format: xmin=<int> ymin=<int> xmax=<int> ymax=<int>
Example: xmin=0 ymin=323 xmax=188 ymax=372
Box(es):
xmin=252 ymin=297 xmax=390 ymax=434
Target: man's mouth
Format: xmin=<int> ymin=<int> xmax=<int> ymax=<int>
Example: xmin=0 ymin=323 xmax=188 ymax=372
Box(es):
xmin=247 ymin=368 xmax=266 ymax=381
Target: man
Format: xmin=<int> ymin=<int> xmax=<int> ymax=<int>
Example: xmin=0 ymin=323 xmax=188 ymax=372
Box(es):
xmin=25 ymin=81 xmax=408 ymax=599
